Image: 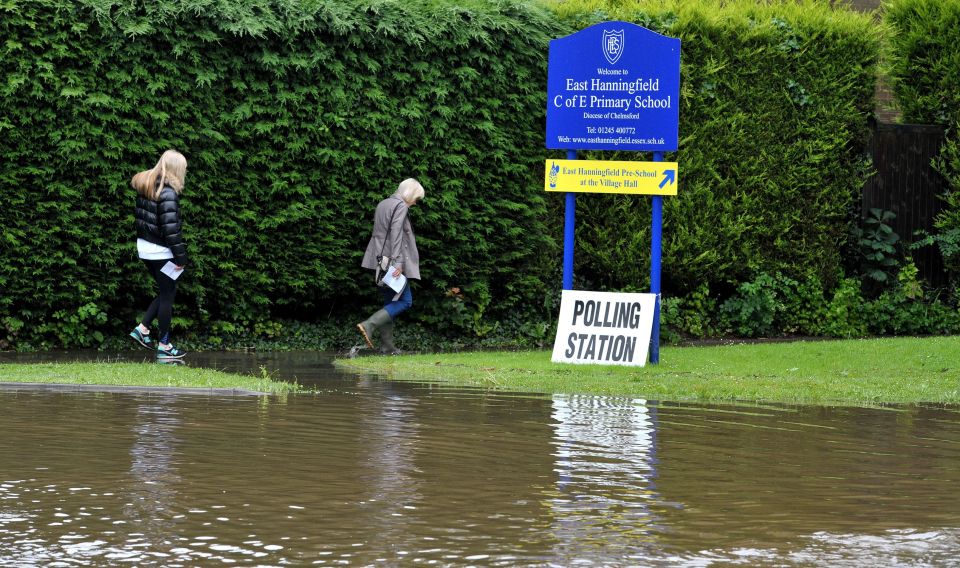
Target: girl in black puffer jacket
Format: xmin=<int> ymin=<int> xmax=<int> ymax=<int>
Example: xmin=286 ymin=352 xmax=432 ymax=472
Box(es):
xmin=129 ymin=150 xmax=189 ymax=361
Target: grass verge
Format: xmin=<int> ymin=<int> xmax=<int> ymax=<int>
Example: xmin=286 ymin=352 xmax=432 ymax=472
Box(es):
xmin=0 ymin=362 xmax=298 ymax=394
xmin=335 ymin=336 xmax=960 ymax=406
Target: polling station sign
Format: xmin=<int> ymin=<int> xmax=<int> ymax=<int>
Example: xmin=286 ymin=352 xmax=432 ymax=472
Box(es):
xmin=545 ymin=158 xmax=677 ymax=195
xmin=546 ymin=21 xmax=680 ymax=152
xmin=552 ymin=290 xmax=657 ymax=366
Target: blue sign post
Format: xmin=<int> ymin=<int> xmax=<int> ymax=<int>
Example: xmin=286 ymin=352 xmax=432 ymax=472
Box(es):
xmin=546 ymin=21 xmax=680 ymax=364
xmin=563 ymin=150 xmax=577 ymax=291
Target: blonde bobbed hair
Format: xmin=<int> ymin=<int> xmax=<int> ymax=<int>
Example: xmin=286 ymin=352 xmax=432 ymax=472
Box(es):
xmin=131 ymin=150 xmax=187 ymax=201
xmin=396 ymin=178 xmax=425 ymax=205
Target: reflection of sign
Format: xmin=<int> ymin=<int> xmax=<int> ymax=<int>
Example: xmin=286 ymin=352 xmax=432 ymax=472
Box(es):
xmin=552 ymin=290 xmax=656 ymax=366
xmin=545 ymin=159 xmax=677 ymax=195
xmin=546 ymin=21 xmax=681 ymax=151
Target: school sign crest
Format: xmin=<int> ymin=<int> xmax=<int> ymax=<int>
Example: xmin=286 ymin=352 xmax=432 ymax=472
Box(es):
xmin=602 ymin=29 xmax=625 ymax=65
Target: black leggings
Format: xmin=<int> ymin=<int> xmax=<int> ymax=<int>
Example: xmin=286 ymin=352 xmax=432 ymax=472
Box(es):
xmin=140 ymin=259 xmax=178 ymax=344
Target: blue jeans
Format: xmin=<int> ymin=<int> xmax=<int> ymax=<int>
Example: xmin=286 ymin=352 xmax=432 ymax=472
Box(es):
xmin=380 ymin=284 xmax=412 ymax=320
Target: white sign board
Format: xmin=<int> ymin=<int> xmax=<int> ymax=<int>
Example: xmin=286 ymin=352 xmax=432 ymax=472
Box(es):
xmin=551 ymin=290 xmax=657 ymax=366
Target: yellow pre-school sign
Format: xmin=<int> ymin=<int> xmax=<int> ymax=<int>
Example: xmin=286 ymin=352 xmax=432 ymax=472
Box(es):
xmin=545 ymin=159 xmax=678 ymax=195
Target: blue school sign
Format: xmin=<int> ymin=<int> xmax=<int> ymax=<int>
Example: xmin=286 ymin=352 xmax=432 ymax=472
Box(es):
xmin=546 ymin=21 xmax=681 ymax=364
xmin=546 ymin=22 xmax=680 ymax=152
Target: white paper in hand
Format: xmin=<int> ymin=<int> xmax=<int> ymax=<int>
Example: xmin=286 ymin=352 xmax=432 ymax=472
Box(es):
xmin=161 ymin=261 xmax=183 ymax=281
xmin=381 ymin=265 xmax=406 ymax=293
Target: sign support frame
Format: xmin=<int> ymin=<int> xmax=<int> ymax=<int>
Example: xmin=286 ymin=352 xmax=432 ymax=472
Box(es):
xmin=563 ymin=149 xmax=577 ymax=291
xmin=547 ymin=21 xmax=680 ymax=365
xmin=649 ymin=151 xmax=663 ymax=364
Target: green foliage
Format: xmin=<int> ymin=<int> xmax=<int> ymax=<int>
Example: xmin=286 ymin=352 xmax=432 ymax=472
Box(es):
xmin=885 ymin=0 xmax=960 ymax=284
xmin=884 ymin=0 xmax=960 ymax=125
xmin=820 ymin=276 xmax=868 ymax=338
xmin=864 ymin=289 xmax=960 ymax=336
xmin=47 ymin=302 xmax=109 ymax=348
xmin=772 ymin=273 xmax=829 ymax=335
xmin=661 ymin=282 xmax=717 ymax=341
xmin=703 ymin=268 xmax=958 ymax=340
xmin=719 ymin=274 xmax=780 ymax=338
xmin=554 ymin=0 xmax=880 ymax=296
xmin=897 ymin=258 xmax=924 ymax=300
xmin=861 ymin=257 xmax=960 ymax=334
xmin=852 ymin=208 xmax=901 ymax=286
xmin=0 ymin=0 xmax=565 ymax=349
xmin=716 ymin=272 xmax=831 ymax=338
xmin=6 ymin=0 xmax=951 ymax=350
xmin=717 ymin=272 xmax=826 ymax=338
xmin=931 ymin=127 xmax=960 ymax=277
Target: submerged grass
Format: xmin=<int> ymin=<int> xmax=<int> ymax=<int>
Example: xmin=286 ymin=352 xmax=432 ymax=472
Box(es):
xmin=335 ymin=336 xmax=960 ymax=406
xmin=0 ymin=362 xmax=298 ymax=394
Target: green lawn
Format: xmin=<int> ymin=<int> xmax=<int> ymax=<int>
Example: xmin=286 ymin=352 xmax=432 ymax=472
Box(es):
xmin=0 ymin=362 xmax=298 ymax=394
xmin=335 ymin=336 xmax=960 ymax=406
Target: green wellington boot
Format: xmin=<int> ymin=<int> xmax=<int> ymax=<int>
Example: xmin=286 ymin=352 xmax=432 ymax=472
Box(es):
xmin=357 ymin=309 xmax=392 ymax=350
xmin=378 ymin=320 xmax=402 ymax=355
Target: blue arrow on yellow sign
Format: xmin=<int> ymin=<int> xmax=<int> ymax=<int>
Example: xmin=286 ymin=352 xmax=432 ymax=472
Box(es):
xmin=545 ymin=159 xmax=679 ymax=196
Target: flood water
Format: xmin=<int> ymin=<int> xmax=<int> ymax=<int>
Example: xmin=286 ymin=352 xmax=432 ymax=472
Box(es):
xmin=1 ymin=351 xmax=959 ymax=566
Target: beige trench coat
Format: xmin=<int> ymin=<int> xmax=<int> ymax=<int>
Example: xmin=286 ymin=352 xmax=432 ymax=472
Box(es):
xmin=360 ymin=193 xmax=420 ymax=280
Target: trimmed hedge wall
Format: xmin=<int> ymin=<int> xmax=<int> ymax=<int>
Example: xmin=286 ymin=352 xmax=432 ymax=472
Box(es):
xmin=885 ymin=0 xmax=960 ymax=279
xmin=884 ymin=0 xmax=960 ymax=125
xmin=549 ymin=0 xmax=880 ymax=296
xmin=0 ymin=0 xmax=885 ymax=349
xmin=0 ymin=0 xmax=565 ymax=348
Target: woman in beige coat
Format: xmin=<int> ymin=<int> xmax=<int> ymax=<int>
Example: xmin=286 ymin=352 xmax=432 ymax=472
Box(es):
xmin=358 ymin=178 xmax=425 ymax=354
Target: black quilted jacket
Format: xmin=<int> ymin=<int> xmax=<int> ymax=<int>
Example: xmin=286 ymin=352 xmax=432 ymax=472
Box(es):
xmin=134 ymin=186 xmax=188 ymax=266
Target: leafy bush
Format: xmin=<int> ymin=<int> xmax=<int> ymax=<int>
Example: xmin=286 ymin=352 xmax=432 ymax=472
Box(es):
xmin=772 ymin=273 xmax=830 ymax=336
xmin=820 ymin=277 xmax=868 ymax=338
xmin=930 ymin=130 xmax=960 ymax=277
xmin=581 ymin=266 xmax=958 ymax=345
xmin=552 ymin=0 xmax=880 ymax=297
xmin=886 ymin=0 xmax=960 ymax=284
xmin=867 ymin=292 xmax=946 ymax=335
xmin=0 ymin=0 xmax=565 ymax=349
xmin=6 ymin=0 xmax=942 ymax=350
xmin=713 ymin=267 xmax=960 ymax=340
xmin=852 ymin=208 xmax=902 ymax=287
xmin=719 ymin=274 xmax=781 ymax=338
xmin=716 ymin=272 xmax=828 ymax=338
xmin=864 ymin=260 xmax=960 ymax=335
xmin=884 ymin=0 xmax=960 ymax=125
xmin=661 ymin=282 xmax=720 ymax=343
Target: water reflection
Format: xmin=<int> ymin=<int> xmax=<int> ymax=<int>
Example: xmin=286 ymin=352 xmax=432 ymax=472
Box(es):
xmin=354 ymin=378 xmax=423 ymax=559
xmin=125 ymin=399 xmax=180 ymax=549
xmin=1 ymin=354 xmax=959 ymax=565
xmin=550 ymin=395 xmax=661 ymax=558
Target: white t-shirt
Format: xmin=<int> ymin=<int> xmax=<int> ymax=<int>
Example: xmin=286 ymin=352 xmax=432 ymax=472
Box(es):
xmin=137 ymin=238 xmax=173 ymax=260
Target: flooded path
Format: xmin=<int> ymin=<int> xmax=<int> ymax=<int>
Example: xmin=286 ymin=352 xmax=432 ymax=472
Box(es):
xmin=1 ymin=351 xmax=959 ymax=566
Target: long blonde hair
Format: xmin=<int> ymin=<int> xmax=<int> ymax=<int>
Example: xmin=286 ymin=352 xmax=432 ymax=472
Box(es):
xmin=131 ymin=150 xmax=187 ymax=200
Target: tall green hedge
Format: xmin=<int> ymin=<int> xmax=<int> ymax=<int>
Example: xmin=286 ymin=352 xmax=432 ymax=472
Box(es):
xmin=0 ymin=0 xmax=883 ymax=349
xmin=0 ymin=0 xmax=565 ymax=348
xmin=884 ymin=0 xmax=960 ymax=124
xmin=885 ymin=0 xmax=960 ymax=280
xmin=548 ymin=0 xmax=880 ymax=296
